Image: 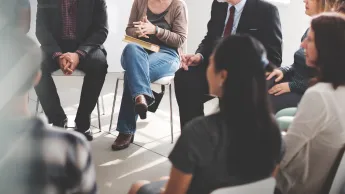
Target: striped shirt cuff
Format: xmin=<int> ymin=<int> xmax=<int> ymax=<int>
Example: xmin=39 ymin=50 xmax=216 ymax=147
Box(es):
xmin=76 ymin=50 xmax=86 ymax=58
xmin=52 ymin=52 xmax=63 ymax=60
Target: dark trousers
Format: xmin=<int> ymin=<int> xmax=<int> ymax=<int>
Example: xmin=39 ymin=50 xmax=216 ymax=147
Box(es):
xmin=269 ymin=93 xmax=302 ymax=114
xmin=174 ymin=65 xmax=212 ymax=128
xmin=266 ymin=78 xmax=302 ymax=114
xmin=34 ymin=40 xmax=108 ymax=130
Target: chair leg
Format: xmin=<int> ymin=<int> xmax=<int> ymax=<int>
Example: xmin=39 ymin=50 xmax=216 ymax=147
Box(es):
xmin=169 ymin=84 xmax=174 ymax=144
xmin=101 ymin=96 xmax=105 ymax=115
xmin=109 ymin=78 xmax=120 ymax=132
xmin=97 ymin=100 xmax=102 ymax=132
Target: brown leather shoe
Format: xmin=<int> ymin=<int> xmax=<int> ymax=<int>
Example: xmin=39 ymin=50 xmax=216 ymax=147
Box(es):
xmin=135 ymin=95 xmax=148 ymax=119
xmin=111 ymin=133 xmax=134 ymax=151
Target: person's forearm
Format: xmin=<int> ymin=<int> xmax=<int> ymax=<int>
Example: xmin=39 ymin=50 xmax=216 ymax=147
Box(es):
xmin=126 ymin=27 xmax=138 ymax=37
xmin=156 ymin=28 xmax=187 ymax=48
xmin=289 ymin=80 xmax=309 ymax=94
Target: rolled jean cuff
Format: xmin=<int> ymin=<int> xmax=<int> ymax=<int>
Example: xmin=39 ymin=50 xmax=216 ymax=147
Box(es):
xmin=116 ymin=121 xmax=136 ymax=134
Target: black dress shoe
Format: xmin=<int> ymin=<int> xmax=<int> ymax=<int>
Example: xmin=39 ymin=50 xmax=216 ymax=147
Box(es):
xmin=53 ymin=118 xmax=68 ymax=129
xmin=75 ymin=128 xmax=93 ymax=141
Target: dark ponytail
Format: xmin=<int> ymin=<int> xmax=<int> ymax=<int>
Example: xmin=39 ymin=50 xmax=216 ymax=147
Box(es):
xmin=213 ymin=35 xmax=281 ymax=181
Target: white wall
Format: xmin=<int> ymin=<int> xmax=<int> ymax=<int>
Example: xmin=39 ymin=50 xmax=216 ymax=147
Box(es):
xmin=28 ymin=0 xmax=309 ymax=72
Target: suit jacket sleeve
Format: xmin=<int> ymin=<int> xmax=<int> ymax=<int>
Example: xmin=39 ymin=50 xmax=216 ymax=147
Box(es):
xmin=262 ymin=4 xmax=282 ymax=67
xmin=35 ymin=1 xmax=62 ymax=57
xmin=77 ymin=0 xmax=108 ymax=56
xmin=195 ymin=0 xmax=218 ymax=63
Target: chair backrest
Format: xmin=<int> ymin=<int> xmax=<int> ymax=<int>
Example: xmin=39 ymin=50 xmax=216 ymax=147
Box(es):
xmin=328 ymin=147 xmax=345 ymax=194
xmin=211 ymin=177 xmax=276 ymax=194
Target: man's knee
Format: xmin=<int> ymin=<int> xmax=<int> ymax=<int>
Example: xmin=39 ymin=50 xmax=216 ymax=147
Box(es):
xmin=174 ymin=68 xmax=207 ymax=95
xmin=174 ymin=68 xmax=190 ymax=88
xmin=84 ymin=51 xmax=108 ymax=76
xmin=128 ymin=180 xmax=150 ymax=194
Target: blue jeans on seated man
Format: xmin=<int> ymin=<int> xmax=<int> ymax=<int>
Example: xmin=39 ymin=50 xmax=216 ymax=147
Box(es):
xmin=116 ymin=43 xmax=179 ymax=135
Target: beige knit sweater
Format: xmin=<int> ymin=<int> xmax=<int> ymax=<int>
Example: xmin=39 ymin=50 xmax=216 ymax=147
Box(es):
xmin=126 ymin=0 xmax=188 ymax=55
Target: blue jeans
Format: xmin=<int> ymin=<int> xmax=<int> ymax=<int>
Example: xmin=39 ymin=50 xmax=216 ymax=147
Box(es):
xmin=117 ymin=43 xmax=179 ymax=134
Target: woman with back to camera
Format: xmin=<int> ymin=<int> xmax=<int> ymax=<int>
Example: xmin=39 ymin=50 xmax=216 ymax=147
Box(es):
xmin=127 ymin=35 xmax=283 ymax=194
xmin=276 ymin=13 xmax=345 ymax=194
xmin=266 ymin=0 xmax=333 ymax=114
xmin=111 ymin=0 xmax=188 ymax=151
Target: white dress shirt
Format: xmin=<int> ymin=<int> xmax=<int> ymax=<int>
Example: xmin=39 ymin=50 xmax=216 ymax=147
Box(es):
xmin=277 ymin=83 xmax=345 ymax=194
xmin=222 ymin=0 xmax=247 ymax=36
xmin=197 ymin=0 xmax=247 ymax=61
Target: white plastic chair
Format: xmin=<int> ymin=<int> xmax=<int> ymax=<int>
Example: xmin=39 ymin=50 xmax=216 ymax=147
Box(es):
xmin=329 ymin=149 xmax=345 ymax=194
xmin=35 ymin=69 xmax=104 ymax=131
xmin=211 ymin=177 xmax=276 ymax=194
xmin=109 ymin=72 xmax=175 ymax=143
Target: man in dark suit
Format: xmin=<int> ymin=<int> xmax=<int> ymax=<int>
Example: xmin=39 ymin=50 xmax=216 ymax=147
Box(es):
xmin=175 ymin=0 xmax=282 ymax=128
xmin=35 ymin=0 xmax=108 ymax=141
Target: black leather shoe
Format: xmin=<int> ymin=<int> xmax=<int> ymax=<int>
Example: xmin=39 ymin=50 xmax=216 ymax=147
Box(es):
xmin=53 ymin=118 xmax=68 ymax=129
xmin=75 ymin=128 xmax=93 ymax=141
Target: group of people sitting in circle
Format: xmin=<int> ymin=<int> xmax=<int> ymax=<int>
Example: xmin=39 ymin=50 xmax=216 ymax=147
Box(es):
xmin=1 ymin=0 xmax=345 ymax=193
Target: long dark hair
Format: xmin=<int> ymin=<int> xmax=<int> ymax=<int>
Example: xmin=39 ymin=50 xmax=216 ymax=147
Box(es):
xmin=311 ymin=12 xmax=345 ymax=88
xmin=212 ymin=35 xmax=281 ymax=180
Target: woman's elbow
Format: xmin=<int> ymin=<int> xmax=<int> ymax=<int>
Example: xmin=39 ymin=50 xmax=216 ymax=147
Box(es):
xmin=173 ymin=36 xmax=187 ymax=48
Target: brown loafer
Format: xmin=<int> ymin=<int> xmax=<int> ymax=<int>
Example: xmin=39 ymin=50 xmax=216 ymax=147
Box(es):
xmin=111 ymin=133 xmax=134 ymax=151
xmin=135 ymin=95 xmax=148 ymax=119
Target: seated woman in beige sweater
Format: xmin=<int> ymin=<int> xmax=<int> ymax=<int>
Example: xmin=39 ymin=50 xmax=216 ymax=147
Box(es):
xmin=276 ymin=13 xmax=345 ymax=194
xmin=111 ymin=0 xmax=188 ymax=151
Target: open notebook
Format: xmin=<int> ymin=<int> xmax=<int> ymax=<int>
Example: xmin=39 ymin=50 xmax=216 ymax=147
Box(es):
xmin=123 ymin=35 xmax=160 ymax=52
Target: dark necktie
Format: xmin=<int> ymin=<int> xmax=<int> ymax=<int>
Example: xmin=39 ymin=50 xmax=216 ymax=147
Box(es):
xmin=223 ymin=6 xmax=236 ymax=37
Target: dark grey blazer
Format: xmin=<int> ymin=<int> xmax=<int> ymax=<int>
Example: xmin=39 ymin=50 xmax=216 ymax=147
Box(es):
xmin=196 ymin=0 xmax=283 ymax=67
xmin=36 ymin=0 xmax=108 ymax=57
